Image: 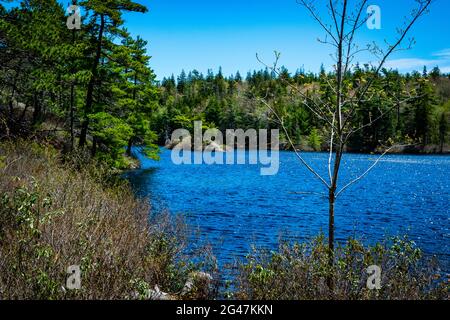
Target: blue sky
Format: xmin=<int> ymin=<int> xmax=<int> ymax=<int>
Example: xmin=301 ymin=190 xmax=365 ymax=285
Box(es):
xmin=120 ymin=0 xmax=450 ymax=79
xmin=6 ymin=0 xmax=450 ymax=79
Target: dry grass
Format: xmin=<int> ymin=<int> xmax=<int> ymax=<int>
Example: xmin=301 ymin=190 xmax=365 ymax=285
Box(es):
xmin=0 ymin=140 xmax=215 ymax=300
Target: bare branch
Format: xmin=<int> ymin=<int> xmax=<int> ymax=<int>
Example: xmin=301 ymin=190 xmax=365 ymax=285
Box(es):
xmin=297 ymin=0 xmax=339 ymax=45
xmin=342 ymin=0 xmax=432 ymax=130
xmin=328 ymin=0 xmax=340 ymax=35
xmin=256 ymin=53 xmax=337 ymax=130
xmin=259 ymin=98 xmax=330 ymax=188
xmin=343 ymin=0 xmax=369 ymax=75
xmin=336 ymin=144 xmax=397 ymax=198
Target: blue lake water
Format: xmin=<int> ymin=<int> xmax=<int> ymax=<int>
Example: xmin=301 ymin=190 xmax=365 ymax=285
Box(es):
xmin=126 ymin=149 xmax=450 ymax=272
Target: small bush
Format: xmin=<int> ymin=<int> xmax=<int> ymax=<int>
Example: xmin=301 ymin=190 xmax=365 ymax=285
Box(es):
xmin=235 ymin=235 xmax=449 ymax=300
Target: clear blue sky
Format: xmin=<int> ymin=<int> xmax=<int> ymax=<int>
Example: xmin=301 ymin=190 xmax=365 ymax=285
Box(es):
xmin=7 ymin=0 xmax=450 ymax=79
xmin=120 ymin=0 xmax=450 ymax=80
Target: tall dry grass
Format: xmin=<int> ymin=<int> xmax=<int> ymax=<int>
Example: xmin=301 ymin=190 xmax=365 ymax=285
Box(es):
xmin=0 ymin=140 xmax=216 ymax=299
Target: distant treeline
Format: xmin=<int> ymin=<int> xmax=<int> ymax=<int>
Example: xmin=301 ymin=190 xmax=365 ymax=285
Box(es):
xmin=156 ymin=66 xmax=450 ymax=153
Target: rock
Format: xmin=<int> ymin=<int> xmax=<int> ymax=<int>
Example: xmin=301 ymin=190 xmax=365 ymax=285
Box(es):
xmin=166 ymin=137 xmax=233 ymax=153
xmin=204 ymin=141 xmax=232 ymax=153
xmin=181 ymin=272 xmax=214 ymax=298
xmin=147 ymin=285 xmax=175 ymax=300
xmin=165 ymin=135 xmax=191 ymax=150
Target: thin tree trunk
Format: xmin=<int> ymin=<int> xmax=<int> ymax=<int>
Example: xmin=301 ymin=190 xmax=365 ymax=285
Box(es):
xmin=327 ymin=140 xmax=344 ymax=292
xmin=327 ymin=190 xmax=336 ymax=295
xmin=8 ymin=79 xmax=16 ymax=116
xmin=8 ymin=72 xmax=18 ymax=130
xmin=126 ymin=138 xmax=133 ymax=156
xmin=19 ymin=103 xmax=28 ymax=122
xmin=32 ymin=92 xmax=42 ymax=125
xmin=79 ymin=14 xmax=105 ymax=147
xmin=328 ymin=191 xmax=335 ymax=250
xmin=91 ymin=136 xmax=97 ymax=157
xmin=69 ymin=23 xmax=76 ymax=151
xmin=327 ymin=1 xmax=347 ymax=283
xmin=70 ymin=81 xmax=75 ymax=150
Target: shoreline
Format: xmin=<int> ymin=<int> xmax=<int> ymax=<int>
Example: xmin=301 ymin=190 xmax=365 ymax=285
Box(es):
xmin=157 ymin=144 xmax=450 ymax=156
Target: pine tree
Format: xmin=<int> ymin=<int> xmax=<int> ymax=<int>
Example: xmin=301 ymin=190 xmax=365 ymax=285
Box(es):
xmin=177 ymin=70 xmax=187 ymax=93
xmin=235 ymin=71 xmax=242 ymax=83
xmin=78 ymin=0 xmax=148 ymax=148
xmin=412 ymin=78 xmax=436 ymax=144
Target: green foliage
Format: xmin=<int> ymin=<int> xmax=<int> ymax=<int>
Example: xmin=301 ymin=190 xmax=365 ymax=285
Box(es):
xmin=411 ymin=78 xmax=437 ymax=144
xmin=0 ymin=0 xmax=160 ymax=169
xmin=308 ymin=128 xmax=322 ymax=151
xmin=158 ymin=67 xmax=449 ymax=152
xmin=0 ymin=178 xmax=64 ymax=299
xmin=90 ymin=112 xmax=133 ymax=147
xmin=236 ymin=235 xmax=448 ymax=300
xmin=1 ymin=0 xmax=448 ymax=157
xmin=88 ymin=112 xmax=134 ymax=166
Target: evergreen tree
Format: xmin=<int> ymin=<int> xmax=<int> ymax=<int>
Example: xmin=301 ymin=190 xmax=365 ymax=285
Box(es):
xmin=78 ymin=0 xmax=148 ymax=148
xmin=412 ymin=78 xmax=436 ymax=144
xmin=177 ymin=70 xmax=187 ymax=93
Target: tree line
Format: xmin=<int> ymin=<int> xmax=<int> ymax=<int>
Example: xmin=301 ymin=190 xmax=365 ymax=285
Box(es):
xmin=157 ymin=65 xmax=449 ymax=153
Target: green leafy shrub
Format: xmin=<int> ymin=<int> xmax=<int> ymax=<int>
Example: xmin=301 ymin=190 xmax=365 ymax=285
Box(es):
xmin=235 ymin=235 xmax=449 ymax=300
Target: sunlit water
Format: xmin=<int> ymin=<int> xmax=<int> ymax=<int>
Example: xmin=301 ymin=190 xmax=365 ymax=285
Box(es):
xmin=125 ymin=149 xmax=450 ymax=272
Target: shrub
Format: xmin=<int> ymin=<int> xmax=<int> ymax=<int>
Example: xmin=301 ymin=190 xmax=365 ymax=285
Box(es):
xmin=0 ymin=140 xmax=216 ymax=299
xmin=235 ymin=235 xmax=449 ymax=300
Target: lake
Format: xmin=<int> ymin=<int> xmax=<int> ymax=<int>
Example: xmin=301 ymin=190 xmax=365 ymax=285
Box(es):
xmin=126 ymin=149 xmax=450 ymax=272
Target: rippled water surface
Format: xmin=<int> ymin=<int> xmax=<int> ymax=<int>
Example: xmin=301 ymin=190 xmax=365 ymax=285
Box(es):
xmin=126 ymin=149 xmax=450 ymax=271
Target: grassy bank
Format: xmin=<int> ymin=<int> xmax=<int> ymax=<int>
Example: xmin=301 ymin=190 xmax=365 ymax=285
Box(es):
xmin=0 ymin=140 xmax=216 ymax=299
